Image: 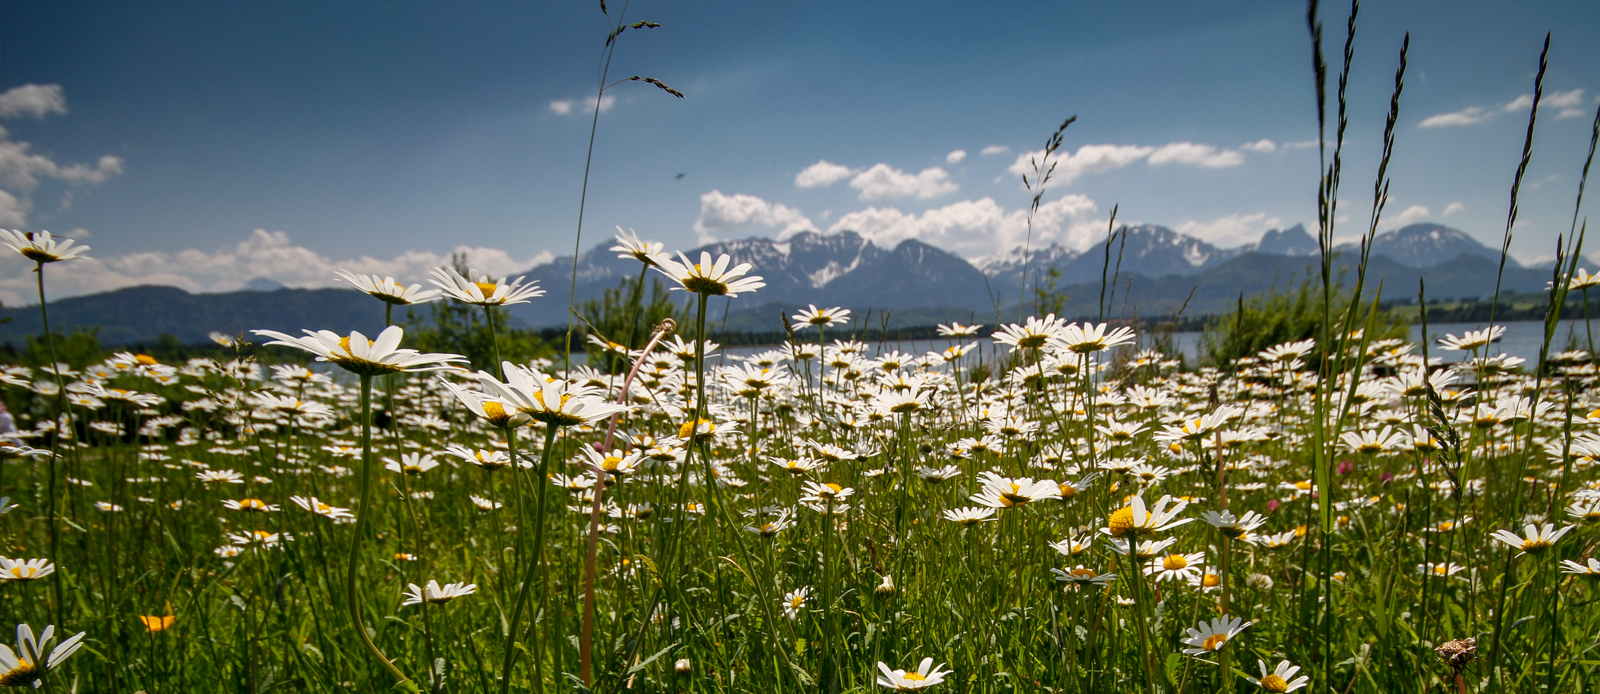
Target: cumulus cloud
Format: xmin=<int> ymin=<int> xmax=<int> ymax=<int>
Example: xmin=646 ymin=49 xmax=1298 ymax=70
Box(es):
xmin=848 ymin=163 xmax=958 ymax=201
xmin=0 ymin=229 xmax=555 ymax=306
xmin=826 ymin=194 xmax=1101 ymax=257
xmin=1006 ymin=144 xmax=1150 ymax=185
xmin=1421 ymin=89 xmax=1586 ymax=128
xmin=1004 ymin=140 xmax=1249 ymax=188
xmin=1147 ymin=142 xmax=1245 ymax=168
xmin=794 ymin=160 xmax=855 ymax=188
xmin=1240 ymin=139 xmax=1277 ymax=153
xmin=980 ymin=145 xmax=1010 ymax=156
xmin=1282 ymin=139 xmax=1319 ymax=149
xmin=1383 ymin=204 xmax=1432 ymax=227
xmin=1420 ymin=106 xmax=1494 ymax=128
xmin=549 ymin=95 xmax=616 ymax=116
xmin=1175 ymin=212 xmax=1282 ymax=248
xmin=945 ymin=149 xmax=967 ymax=164
xmin=0 ymin=84 xmax=68 ymax=119
xmin=692 ymin=190 xmax=815 ymax=243
xmin=1442 ymin=201 xmax=1464 ymax=217
xmin=0 ymin=85 xmax=124 ymax=228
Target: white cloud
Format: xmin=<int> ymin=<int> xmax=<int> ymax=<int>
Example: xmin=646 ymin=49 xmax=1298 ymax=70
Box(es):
xmin=1422 ymin=89 xmax=1587 ymax=128
xmin=0 ymin=90 xmax=124 ymax=228
xmin=945 ymin=149 xmax=967 ymax=164
xmin=826 ymin=194 xmax=1101 ymax=256
xmin=1004 ymin=141 xmax=1250 ymax=188
xmin=0 ymin=229 xmax=554 ymax=306
xmin=848 ymin=163 xmax=958 ymax=201
xmin=1383 ymin=204 xmax=1432 ymax=227
xmin=1505 ymin=88 xmax=1584 ymax=112
xmin=0 ymin=190 xmax=26 ymax=227
xmin=794 ymin=160 xmax=855 ymax=188
xmin=692 ymin=190 xmax=815 ymax=243
xmin=1420 ymin=106 xmax=1492 ymax=128
xmin=0 ymin=84 xmax=67 ymax=119
xmin=1442 ymin=201 xmax=1464 ymax=217
xmin=1282 ymin=139 xmax=1319 ymax=149
xmin=1006 ymin=143 xmax=1154 ymax=185
xmin=1147 ymin=142 xmax=1245 ymax=168
xmin=1175 ymin=212 xmax=1282 ymax=248
xmin=980 ymin=145 xmax=1010 ymax=156
xmin=548 ymin=95 xmax=616 ymax=116
xmin=1240 ymin=139 xmax=1277 ymax=153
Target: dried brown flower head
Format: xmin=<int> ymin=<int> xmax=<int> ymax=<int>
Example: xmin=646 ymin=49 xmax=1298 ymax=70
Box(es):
xmin=1436 ymin=637 xmax=1477 ymax=674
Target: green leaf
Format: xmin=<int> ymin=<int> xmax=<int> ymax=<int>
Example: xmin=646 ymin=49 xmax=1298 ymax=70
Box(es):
xmin=626 ymin=642 xmax=678 ymax=675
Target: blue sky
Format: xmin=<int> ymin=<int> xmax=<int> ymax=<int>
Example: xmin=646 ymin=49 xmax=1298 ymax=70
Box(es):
xmin=0 ymin=0 xmax=1597 ymax=303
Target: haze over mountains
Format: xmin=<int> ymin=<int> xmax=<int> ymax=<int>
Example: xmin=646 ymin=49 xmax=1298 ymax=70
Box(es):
xmin=0 ymin=223 xmax=1561 ymax=346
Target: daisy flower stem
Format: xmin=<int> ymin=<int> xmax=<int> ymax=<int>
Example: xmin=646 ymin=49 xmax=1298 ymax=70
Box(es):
xmin=483 ymin=306 xmax=504 ymax=378
xmin=498 ymin=424 xmax=559 ymax=694
xmin=1123 ymin=551 xmax=1163 ymax=694
xmin=350 ymin=374 xmax=420 ymax=692
xmin=34 ymin=261 xmax=69 ymax=626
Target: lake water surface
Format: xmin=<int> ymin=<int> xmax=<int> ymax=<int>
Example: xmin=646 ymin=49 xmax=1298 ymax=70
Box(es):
xmin=718 ymin=319 xmax=1596 ymax=367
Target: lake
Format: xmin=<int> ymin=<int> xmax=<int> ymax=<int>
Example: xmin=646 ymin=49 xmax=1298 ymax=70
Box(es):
xmin=717 ymin=319 xmax=1596 ymax=367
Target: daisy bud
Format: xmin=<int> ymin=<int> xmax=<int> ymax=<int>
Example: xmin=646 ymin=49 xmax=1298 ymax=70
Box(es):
xmin=875 ymin=574 xmax=896 ymax=598
xmin=674 ymin=658 xmax=693 ymax=675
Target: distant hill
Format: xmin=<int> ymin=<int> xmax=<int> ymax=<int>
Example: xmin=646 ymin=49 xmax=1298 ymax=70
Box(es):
xmin=502 ymin=230 xmax=994 ymax=327
xmin=0 ymin=285 xmax=385 ymax=347
xmin=1338 ymin=223 xmax=1508 ymax=268
xmin=0 ymin=221 xmax=1545 ymax=346
xmin=1247 ymin=224 xmax=1319 ymax=256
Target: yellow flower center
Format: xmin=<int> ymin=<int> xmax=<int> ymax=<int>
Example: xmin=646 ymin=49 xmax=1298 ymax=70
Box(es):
xmin=9 ymin=566 xmax=36 ymax=578
xmin=1202 ymin=633 xmax=1228 ymax=651
xmin=1108 ymin=506 xmax=1136 ymax=537
xmin=1523 ymin=538 xmax=1553 ymax=553
xmin=482 ymin=401 xmax=509 ymax=423
xmin=135 ymin=354 xmax=159 ymax=366
xmin=679 ymin=418 xmax=713 ymax=439
xmin=1202 ymin=573 xmax=1221 ymax=587
xmin=602 ymin=456 xmax=623 ymax=471
xmin=1070 ymin=568 xmax=1097 ymax=578
xmin=1261 ymin=674 xmax=1289 ymax=692
xmin=1433 ymin=565 xmax=1449 ymax=576
xmin=1000 ymin=483 xmax=1030 ymax=506
xmin=1295 ymin=480 xmax=1312 ymax=491
xmin=1162 ymin=554 xmax=1189 ymax=570
xmin=903 ymin=673 xmax=927 ymax=682
xmin=0 ymin=657 xmax=39 ymax=686
xmin=474 ymin=281 xmax=500 ymax=296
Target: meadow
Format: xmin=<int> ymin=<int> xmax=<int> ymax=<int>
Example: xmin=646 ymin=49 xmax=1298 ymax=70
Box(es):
xmin=4 ymin=2 xmax=1600 ymax=693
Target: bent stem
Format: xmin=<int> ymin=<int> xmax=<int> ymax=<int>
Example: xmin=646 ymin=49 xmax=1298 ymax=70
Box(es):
xmin=498 ymin=424 xmax=560 ymax=694
xmin=581 ymin=320 xmax=675 ymax=685
xmin=351 ymin=374 xmax=419 ymax=692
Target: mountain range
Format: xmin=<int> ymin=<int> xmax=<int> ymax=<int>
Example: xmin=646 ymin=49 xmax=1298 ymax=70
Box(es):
xmin=0 ymin=222 xmax=1561 ymax=346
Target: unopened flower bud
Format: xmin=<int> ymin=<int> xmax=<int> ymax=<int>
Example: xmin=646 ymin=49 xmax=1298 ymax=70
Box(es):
xmin=674 ymin=658 xmax=692 ymax=675
xmin=875 ymin=574 xmax=896 ymax=597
